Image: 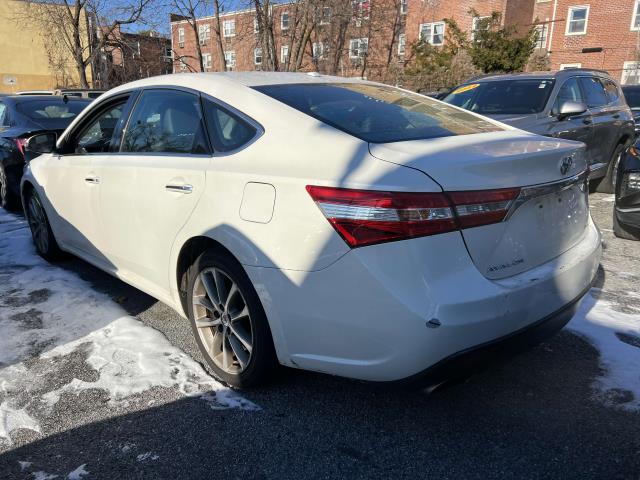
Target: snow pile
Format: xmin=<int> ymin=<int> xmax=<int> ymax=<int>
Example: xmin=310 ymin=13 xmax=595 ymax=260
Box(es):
xmin=569 ymin=289 xmax=640 ymax=410
xmin=0 ymin=209 xmax=257 ymax=446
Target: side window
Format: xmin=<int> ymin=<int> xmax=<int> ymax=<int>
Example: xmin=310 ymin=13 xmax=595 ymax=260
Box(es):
xmin=202 ymin=98 xmax=257 ymax=152
xmin=578 ymin=77 xmax=609 ymax=109
xmin=75 ymin=101 xmax=127 ymax=154
xmin=0 ymin=103 xmax=7 ymax=126
xmin=121 ymin=90 xmax=209 ymax=154
xmin=602 ymin=79 xmax=620 ymax=103
xmin=553 ymin=78 xmax=584 ymax=114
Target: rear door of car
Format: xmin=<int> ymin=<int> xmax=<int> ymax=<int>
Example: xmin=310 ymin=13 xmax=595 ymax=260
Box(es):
xmin=578 ymin=76 xmax=619 ymax=170
xmin=95 ymin=88 xmax=209 ymax=295
xmin=543 ymin=76 xmax=594 ymax=161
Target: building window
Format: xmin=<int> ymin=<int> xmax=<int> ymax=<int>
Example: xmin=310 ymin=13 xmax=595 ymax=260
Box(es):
xmin=281 ymin=12 xmax=290 ymax=30
xmin=281 ymin=45 xmax=289 ymax=63
xmin=419 ymin=22 xmax=445 ymax=45
xmin=566 ymin=6 xmax=589 ymax=35
xmin=632 ymin=1 xmax=640 ymax=30
xmin=224 ymin=50 xmax=236 ymax=69
xmin=535 ymin=23 xmax=548 ymax=49
xmin=178 ymin=27 xmax=185 ymax=47
xmin=560 ymin=63 xmax=582 ymax=70
xmin=202 ymin=53 xmax=212 ymax=71
xmin=179 ymin=59 xmax=188 ymax=71
xmin=320 ymin=6 xmax=331 ymax=24
xmin=313 ymin=42 xmax=327 ymax=60
xmin=398 ymin=33 xmax=406 ymax=55
xmin=254 ymin=17 xmax=260 ymax=33
xmin=471 ymin=16 xmax=489 ymax=42
xmin=349 ymin=37 xmax=368 ymax=58
xmin=400 ymin=0 xmax=407 ymax=15
xmin=223 ymin=19 xmax=236 ymax=37
xmin=198 ymin=23 xmax=211 ymax=43
xmin=352 ymin=0 xmax=370 ymax=25
xmin=622 ymin=61 xmax=640 ymax=84
xmin=254 ymin=47 xmax=262 ymax=65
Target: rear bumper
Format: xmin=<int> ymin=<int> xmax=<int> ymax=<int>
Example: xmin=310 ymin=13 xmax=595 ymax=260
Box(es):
xmin=386 ymin=282 xmax=591 ymax=388
xmin=246 ymin=217 xmax=602 ymax=382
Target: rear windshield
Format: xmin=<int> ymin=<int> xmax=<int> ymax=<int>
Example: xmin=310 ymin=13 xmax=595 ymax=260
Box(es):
xmin=623 ymin=87 xmax=640 ymax=108
xmin=254 ymin=83 xmax=502 ymax=143
xmin=444 ymin=79 xmax=555 ymax=115
xmin=16 ymin=99 xmax=90 ymax=124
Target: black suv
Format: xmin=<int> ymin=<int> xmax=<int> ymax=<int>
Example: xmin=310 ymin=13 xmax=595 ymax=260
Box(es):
xmin=444 ymin=69 xmax=635 ymax=193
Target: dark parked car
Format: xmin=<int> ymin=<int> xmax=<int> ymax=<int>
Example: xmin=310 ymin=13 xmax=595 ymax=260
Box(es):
xmin=443 ymin=69 xmax=635 ymax=193
xmin=622 ymin=85 xmax=640 ymax=135
xmin=0 ymin=95 xmax=91 ymax=209
xmin=613 ymin=140 xmax=640 ymax=240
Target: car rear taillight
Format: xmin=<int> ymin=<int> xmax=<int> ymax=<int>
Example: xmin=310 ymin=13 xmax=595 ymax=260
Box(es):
xmin=448 ymin=188 xmax=520 ymax=229
xmin=306 ymin=186 xmax=456 ymax=247
xmin=307 ymin=185 xmax=522 ymax=248
xmin=14 ymin=138 xmax=27 ymax=157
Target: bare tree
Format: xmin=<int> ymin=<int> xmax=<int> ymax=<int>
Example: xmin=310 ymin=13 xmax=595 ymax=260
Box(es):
xmin=169 ymin=0 xmax=208 ymax=72
xmin=18 ymin=0 xmax=154 ymax=88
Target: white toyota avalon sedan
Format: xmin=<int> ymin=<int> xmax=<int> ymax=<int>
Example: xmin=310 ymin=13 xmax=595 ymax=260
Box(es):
xmin=20 ymin=72 xmax=601 ymax=388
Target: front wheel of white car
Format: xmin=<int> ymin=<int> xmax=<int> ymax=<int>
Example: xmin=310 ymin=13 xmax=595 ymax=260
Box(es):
xmin=186 ymin=249 xmax=277 ymax=388
xmin=25 ymin=188 xmax=62 ymax=261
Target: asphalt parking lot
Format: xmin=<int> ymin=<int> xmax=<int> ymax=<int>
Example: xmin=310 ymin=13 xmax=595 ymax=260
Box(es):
xmin=1 ymin=193 xmax=639 ymax=480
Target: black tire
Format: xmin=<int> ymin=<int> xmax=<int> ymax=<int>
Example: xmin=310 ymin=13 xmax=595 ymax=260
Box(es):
xmin=186 ymin=249 xmax=277 ymax=388
xmin=24 ymin=188 xmax=62 ymax=261
xmin=613 ymin=209 xmax=640 ymax=241
xmin=598 ymin=143 xmax=625 ymax=194
xmin=0 ymin=164 xmax=19 ymax=211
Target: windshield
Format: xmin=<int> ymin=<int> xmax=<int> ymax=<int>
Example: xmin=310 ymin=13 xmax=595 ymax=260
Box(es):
xmin=16 ymin=99 xmax=91 ymax=125
xmin=623 ymin=88 xmax=640 ymax=109
xmin=443 ymin=79 xmax=555 ymax=115
xmin=254 ymin=83 xmax=502 ymax=143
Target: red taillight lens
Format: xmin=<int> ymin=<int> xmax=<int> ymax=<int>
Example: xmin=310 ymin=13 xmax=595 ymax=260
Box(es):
xmin=448 ymin=188 xmax=520 ymax=229
xmin=306 ymin=185 xmax=457 ymax=247
xmin=307 ymin=185 xmax=523 ymax=248
xmin=14 ymin=138 xmax=27 ymax=157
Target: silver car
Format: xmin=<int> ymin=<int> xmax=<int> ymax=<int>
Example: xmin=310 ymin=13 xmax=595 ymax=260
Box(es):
xmin=444 ymin=69 xmax=635 ymax=193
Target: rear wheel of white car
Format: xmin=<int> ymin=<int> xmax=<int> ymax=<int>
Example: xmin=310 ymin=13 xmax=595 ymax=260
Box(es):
xmin=25 ymin=188 xmax=62 ymax=261
xmin=186 ymin=249 xmax=277 ymax=388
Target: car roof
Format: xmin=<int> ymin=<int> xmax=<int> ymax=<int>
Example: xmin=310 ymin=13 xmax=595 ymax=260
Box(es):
xmin=465 ymin=69 xmax=613 ymax=84
xmin=2 ymin=95 xmax=92 ymax=102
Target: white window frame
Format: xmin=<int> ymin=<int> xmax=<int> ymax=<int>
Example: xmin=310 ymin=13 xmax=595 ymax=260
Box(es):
xmin=565 ymin=5 xmax=589 ymax=36
xmin=320 ymin=6 xmax=331 ymax=25
xmin=223 ymin=19 xmax=236 ymax=37
xmin=313 ymin=42 xmax=327 ymax=60
xmin=622 ymin=61 xmax=640 ymax=84
xmin=202 ymin=53 xmax=212 ymax=70
xmin=400 ymin=0 xmax=407 ymax=15
xmin=254 ymin=17 xmax=260 ymax=34
xmin=560 ymin=63 xmax=582 ymax=70
xmin=224 ymin=50 xmax=236 ymax=69
xmin=281 ymin=11 xmax=290 ymax=30
xmin=471 ymin=16 xmax=490 ymax=42
xmin=179 ymin=59 xmax=188 ymax=71
xmin=349 ymin=37 xmax=368 ymax=59
xmin=419 ymin=21 xmax=445 ymax=46
xmin=178 ymin=27 xmax=185 ymax=47
xmin=398 ymin=33 xmax=406 ymax=55
xmin=534 ymin=23 xmax=548 ymax=49
xmin=281 ymin=44 xmax=289 ymax=63
xmin=254 ymin=47 xmax=262 ymax=65
xmin=631 ymin=0 xmax=640 ymax=31
xmin=198 ymin=23 xmax=211 ymax=42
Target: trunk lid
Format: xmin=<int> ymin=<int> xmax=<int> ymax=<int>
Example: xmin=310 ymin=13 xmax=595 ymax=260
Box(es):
xmin=369 ymin=131 xmax=590 ymax=279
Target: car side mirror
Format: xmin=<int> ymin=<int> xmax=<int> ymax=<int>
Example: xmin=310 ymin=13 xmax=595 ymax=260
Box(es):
xmin=557 ymin=101 xmax=588 ymax=120
xmin=26 ymin=132 xmax=57 ymax=155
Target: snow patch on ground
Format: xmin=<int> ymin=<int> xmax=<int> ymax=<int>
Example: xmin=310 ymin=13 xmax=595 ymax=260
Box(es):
xmin=67 ymin=464 xmax=89 ymax=480
xmin=569 ymin=290 xmax=640 ymax=410
xmin=0 ymin=210 xmax=258 ymax=446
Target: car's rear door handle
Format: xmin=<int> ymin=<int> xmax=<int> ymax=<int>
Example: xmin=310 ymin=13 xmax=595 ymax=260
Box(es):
xmin=85 ymin=176 xmax=100 ymax=184
xmin=165 ymin=184 xmax=193 ymax=194
xmin=613 ymin=114 xmax=621 ymax=119
xmin=583 ymin=119 xmax=592 ymax=125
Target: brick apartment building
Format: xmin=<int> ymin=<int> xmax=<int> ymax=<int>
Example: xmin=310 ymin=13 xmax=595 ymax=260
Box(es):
xmin=169 ymin=0 xmax=640 ymax=86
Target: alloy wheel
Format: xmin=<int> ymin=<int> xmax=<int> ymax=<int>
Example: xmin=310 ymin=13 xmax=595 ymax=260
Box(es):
xmin=27 ymin=194 xmax=49 ymax=253
xmin=192 ymin=267 xmax=253 ymax=374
